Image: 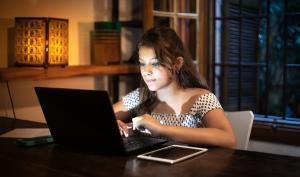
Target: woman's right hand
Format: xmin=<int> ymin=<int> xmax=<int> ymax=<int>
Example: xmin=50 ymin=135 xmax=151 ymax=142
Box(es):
xmin=117 ymin=119 xmax=130 ymax=137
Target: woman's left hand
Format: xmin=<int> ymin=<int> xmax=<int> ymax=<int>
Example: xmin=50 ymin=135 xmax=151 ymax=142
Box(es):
xmin=132 ymin=114 xmax=163 ymax=136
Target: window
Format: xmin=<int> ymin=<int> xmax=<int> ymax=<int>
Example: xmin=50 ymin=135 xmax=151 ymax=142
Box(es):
xmin=211 ymin=0 xmax=300 ymax=131
xmin=144 ymin=0 xmax=209 ymax=77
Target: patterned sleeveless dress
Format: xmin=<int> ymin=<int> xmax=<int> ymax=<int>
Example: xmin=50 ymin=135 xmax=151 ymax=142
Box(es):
xmin=122 ymin=88 xmax=222 ymax=128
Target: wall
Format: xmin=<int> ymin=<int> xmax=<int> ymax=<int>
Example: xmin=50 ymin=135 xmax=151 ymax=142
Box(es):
xmin=248 ymin=140 xmax=300 ymax=157
xmin=0 ymin=77 xmax=98 ymax=122
xmin=0 ymin=0 xmax=141 ymax=122
xmin=0 ymin=0 xmax=114 ymax=66
xmin=0 ymin=0 xmax=132 ymax=122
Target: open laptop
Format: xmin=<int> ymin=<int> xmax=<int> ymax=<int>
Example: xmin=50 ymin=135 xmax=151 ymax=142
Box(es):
xmin=34 ymin=87 xmax=167 ymax=154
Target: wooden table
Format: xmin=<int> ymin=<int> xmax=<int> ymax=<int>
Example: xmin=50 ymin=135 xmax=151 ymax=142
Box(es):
xmin=0 ymin=117 xmax=299 ymax=177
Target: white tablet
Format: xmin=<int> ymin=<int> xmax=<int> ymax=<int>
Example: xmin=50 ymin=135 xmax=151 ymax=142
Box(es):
xmin=137 ymin=145 xmax=208 ymax=164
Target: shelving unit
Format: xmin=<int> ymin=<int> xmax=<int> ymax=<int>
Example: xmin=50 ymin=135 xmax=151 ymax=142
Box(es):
xmin=0 ymin=64 xmax=139 ymax=81
xmin=0 ymin=64 xmax=139 ymax=104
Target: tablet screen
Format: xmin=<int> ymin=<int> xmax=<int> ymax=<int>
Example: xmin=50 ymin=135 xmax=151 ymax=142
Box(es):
xmin=146 ymin=146 xmax=200 ymax=160
xmin=137 ymin=145 xmax=208 ymax=164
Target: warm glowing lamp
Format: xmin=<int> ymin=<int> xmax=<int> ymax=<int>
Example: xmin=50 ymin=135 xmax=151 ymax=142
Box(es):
xmin=14 ymin=17 xmax=68 ymax=68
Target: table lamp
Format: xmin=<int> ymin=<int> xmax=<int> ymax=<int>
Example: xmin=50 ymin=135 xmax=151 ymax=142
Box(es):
xmin=14 ymin=17 xmax=68 ymax=68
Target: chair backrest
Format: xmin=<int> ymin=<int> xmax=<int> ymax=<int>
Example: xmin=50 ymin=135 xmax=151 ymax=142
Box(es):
xmin=225 ymin=111 xmax=254 ymax=150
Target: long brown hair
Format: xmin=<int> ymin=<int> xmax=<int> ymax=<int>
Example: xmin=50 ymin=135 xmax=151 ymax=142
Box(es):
xmin=137 ymin=26 xmax=208 ymax=114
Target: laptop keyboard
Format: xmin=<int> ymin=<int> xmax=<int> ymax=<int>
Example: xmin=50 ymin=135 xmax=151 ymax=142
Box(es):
xmin=122 ymin=136 xmax=166 ymax=152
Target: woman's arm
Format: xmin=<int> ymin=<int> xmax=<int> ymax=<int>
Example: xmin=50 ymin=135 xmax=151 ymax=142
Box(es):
xmin=162 ymin=109 xmax=236 ymax=148
xmin=136 ymin=109 xmax=236 ymax=149
xmin=113 ymin=100 xmax=131 ymax=121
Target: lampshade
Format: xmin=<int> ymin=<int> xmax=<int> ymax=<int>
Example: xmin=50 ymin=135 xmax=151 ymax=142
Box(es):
xmin=14 ymin=17 xmax=68 ymax=67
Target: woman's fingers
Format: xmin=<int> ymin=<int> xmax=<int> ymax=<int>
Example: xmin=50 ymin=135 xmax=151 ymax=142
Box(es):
xmin=117 ymin=120 xmax=129 ymax=137
xmin=119 ymin=127 xmax=128 ymax=137
xmin=131 ymin=116 xmax=152 ymax=135
xmin=132 ymin=116 xmax=143 ymax=130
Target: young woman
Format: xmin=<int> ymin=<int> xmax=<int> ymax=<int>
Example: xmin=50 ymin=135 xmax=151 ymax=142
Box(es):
xmin=113 ymin=26 xmax=236 ymax=149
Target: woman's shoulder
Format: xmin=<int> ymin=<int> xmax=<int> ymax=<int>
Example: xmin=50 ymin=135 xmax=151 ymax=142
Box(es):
xmin=187 ymin=88 xmax=220 ymax=104
xmin=122 ymin=88 xmax=140 ymax=110
xmin=182 ymin=88 xmax=214 ymax=107
xmin=124 ymin=88 xmax=140 ymax=96
xmin=186 ymin=88 xmax=211 ymax=97
xmin=188 ymin=88 xmax=222 ymax=117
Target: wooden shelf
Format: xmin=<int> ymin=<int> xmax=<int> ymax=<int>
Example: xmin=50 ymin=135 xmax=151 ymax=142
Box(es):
xmin=0 ymin=64 xmax=139 ymax=81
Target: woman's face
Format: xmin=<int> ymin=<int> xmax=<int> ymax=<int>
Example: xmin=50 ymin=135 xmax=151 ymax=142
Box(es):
xmin=138 ymin=46 xmax=174 ymax=91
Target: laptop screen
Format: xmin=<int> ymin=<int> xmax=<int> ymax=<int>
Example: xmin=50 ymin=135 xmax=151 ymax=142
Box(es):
xmin=35 ymin=87 xmax=125 ymax=152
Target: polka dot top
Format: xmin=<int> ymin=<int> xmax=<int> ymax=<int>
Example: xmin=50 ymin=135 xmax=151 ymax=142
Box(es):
xmin=122 ymin=88 xmax=222 ymax=128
